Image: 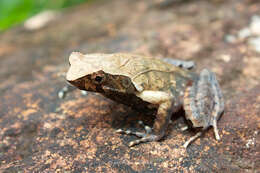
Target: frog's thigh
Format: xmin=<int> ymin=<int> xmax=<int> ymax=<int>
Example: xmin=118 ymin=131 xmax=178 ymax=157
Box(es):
xmin=162 ymin=58 xmax=195 ymax=70
xmin=184 ymin=69 xmax=224 ymax=140
xmin=197 ymin=69 xmax=224 ymax=130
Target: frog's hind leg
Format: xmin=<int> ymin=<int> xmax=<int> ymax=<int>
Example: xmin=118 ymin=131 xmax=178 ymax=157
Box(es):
xmin=116 ymin=121 xmax=152 ymax=137
xmin=205 ymin=69 xmax=224 ymax=140
xmin=162 ymin=58 xmax=195 ymax=70
xmin=183 ymin=69 xmax=224 ymax=148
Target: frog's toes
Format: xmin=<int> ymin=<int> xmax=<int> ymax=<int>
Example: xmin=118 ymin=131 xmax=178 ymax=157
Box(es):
xmin=128 ymin=134 xmax=160 ymax=147
xmin=116 ymin=121 xmax=160 ymax=147
xmin=183 ymin=131 xmax=204 ymax=148
xmin=116 ymin=129 xmax=157 ymax=147
xmin=212 ymin=118 xmax=220 ymax=140
xmin=58 ymin=85 xmax=70 ymax=99
xmin=116 ymin=129 xmax=147 ymax=137
xmin=58 ymin=85 xmax=88 ymax=99
xmin=81 ymin=90 xmax=88 ymax=96
xmin=138 ymin=120 xmax=152 ymax=134
xmin=58 ymin=84 xmax=76 ymax=99
xmin=180 ymin=125 xmax=189 ymax=131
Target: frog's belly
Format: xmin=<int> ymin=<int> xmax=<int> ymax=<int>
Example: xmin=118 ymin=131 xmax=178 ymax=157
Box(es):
xmin=102 ymin=92 xmax=158 ymax=115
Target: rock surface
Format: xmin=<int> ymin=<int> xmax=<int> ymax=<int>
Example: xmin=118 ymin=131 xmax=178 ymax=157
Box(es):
xmin=0 ymin=0 xmax=259 ymax=172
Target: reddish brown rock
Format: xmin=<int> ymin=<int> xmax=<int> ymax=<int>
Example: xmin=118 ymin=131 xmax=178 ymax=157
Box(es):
xmin=0 ymin=0 xmax=259 ymax=172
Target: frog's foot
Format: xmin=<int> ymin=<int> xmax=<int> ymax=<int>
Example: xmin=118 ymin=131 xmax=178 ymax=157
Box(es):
xmin=183 ymin=129 xmax=205 ymax=148
xmin=116 ymin=121 xmax=161 ymax=147
xmin=183 ymin=69 xmax=224 ymax=147
xmin=58 ymin=84 xmax=87 ymax=99
xmin=162 ymin=58 xmax=195 ymax=70
xmin=180 ymin=125 xmax=206 ymax=148
xmin=180 ymin=125 xmax=189 ymax=131
xmin=80 ymin=90 xmax=88 ymax=96
xmin=58 ymin=84 xmax=75 ymax=99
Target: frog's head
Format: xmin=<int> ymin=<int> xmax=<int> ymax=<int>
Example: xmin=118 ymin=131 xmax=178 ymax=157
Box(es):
xmin=66 ymin=52 xmax=136 ymax=93
xmin=66 ymin=52 xmax=109 ymax=92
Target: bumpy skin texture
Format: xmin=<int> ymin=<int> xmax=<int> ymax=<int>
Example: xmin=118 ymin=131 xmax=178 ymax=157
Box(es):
xmin=66 ymin=52 xmax=224 ymax=147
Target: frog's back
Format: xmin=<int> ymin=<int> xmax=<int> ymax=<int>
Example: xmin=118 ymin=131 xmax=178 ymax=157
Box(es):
xmin=108 ymin=53 xmax=193 ymax=91
xmin=68 ymin=52 xmax=193 ymax=92
xmin=112 ymin=53 xmax=175 ymax=73
xmin=87 ymin=53 xmax=177 ymax=76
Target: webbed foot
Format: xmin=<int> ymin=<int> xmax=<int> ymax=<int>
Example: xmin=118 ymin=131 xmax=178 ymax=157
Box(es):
xmin=116 ymin=121 xmax=161 ymax=147
xmin=183 ymin=69 xmax=224 ymax=148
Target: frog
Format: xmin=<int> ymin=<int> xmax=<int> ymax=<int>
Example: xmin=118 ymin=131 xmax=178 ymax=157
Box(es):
xmin=64 ymin=52 xmax=224 ymax=148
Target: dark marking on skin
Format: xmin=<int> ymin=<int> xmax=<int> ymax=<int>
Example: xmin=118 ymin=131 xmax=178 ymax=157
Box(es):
xmin=103 ymin=91 xmax=158 ymax=115
xmin=101 ymin=72 xmax=136 ymax=94
xmin=69 ymin=70 xmax=158 ymax=115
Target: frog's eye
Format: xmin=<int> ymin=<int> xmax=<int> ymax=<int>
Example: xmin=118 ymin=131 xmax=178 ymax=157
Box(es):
xmin=92 ymin=71 xmax=105 ymax=84
xmin=95 ymin=76 xmax=103 ymax=83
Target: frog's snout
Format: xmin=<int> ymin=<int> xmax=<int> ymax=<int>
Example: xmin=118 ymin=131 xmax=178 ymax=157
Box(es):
xmin=67 ymin=77 xmax=85 ymax=90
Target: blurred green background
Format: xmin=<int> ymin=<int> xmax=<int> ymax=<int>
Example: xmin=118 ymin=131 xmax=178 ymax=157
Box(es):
xmin=0 ymin=0 xmax=92 ymax=31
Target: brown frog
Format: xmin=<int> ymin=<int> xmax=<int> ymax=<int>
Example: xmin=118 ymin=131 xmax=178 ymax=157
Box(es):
xmin=64 ymin=52 xmax=224 ymax=148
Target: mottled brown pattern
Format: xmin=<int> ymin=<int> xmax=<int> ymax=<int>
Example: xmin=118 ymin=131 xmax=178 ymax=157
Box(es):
xmin=67 ymin=52 xmax=204 ymax=146
xmin=67 ymin=51 xmax=224 ymax=148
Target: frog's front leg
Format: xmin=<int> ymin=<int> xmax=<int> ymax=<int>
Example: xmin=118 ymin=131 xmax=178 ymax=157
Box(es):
xmin=58 ymin=84 xmax=88 ymax=99
xmin=58 ymin=84 xmax=77 ymax=99
xmin=117 ymin=91 xmax=176 ymax=147
xmin=183 ymin=69 xmax=224 ymax=148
